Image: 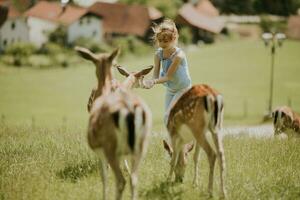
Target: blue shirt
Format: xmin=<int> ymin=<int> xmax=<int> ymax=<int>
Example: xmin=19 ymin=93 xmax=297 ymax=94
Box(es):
xmin=157 ymin=47 xmax=191 ymax=93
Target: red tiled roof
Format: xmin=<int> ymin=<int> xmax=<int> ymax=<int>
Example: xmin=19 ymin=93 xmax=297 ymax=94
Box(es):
xmin=177 ymin=3 xmax=224 ymax=34
xmin=286 ymin=16 xmax=300 ymax=40
xmin=195 ymin=0 xmax=219 ymax=17
xmin=89 ymin=2 xmax=154 ymax=36
xmin=25 ymin=1 xmax=89 ymax=25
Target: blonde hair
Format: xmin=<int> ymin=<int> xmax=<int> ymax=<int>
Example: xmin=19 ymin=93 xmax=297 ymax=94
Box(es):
xmin=152 ymin=19 xmax=179 ymax=45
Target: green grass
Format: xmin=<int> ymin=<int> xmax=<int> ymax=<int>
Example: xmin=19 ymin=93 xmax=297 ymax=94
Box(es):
xmin=0 ymin=40 xmax=300 ymax=128
xmin=0 ymin=125 xmax=300 ymax=200
xmin=0 ymin=39 xmax=300 ymax=199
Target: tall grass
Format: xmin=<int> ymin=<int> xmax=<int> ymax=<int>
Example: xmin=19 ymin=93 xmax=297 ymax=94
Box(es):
xmin=0 ymin=125 xmax=299 ymax=199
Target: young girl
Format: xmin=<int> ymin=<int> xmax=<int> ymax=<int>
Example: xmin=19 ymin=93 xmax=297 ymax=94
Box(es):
xmin=143 ymin=19 xmax=192 ymax=124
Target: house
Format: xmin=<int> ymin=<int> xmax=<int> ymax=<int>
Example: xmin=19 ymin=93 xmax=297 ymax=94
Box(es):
xmin=25 ymin=1 xmax=103 ymax=47
xmin=286 ymin=16 xmax=300 ymax=40
xmin=0 ymin=1 xmax=29 ymax=50
xmin=176 ymin=0 xmax=224 ymax=43
xmin=89 ymin=2 xmax=163 ymax=41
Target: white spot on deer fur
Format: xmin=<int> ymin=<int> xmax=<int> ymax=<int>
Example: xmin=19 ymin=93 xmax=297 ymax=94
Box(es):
xmin=178 ymin=124 xmax=194 ymax=143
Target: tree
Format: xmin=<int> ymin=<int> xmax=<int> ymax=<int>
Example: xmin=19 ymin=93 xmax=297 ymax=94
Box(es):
xmin=253 ymin=0 xmax=300 ymax=16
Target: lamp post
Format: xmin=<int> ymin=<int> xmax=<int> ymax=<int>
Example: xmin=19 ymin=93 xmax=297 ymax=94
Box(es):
xmin=262 ymin=32 xmax=286 ymax=119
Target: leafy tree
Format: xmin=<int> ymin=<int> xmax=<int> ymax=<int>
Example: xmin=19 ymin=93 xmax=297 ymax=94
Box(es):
xmin=48 ymin=25 xmax=68 ymax=46
xmin=119 ymin=0 xmax=183 ymax=18
xmin=211 ymin=0 xmax=255 ymax=14
xmin=253 ymin=0 xmax=300 ymax=16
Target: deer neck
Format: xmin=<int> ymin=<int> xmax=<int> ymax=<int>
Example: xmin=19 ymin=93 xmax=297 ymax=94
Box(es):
xmin=95 ymin=74 xmax=113 ymax=97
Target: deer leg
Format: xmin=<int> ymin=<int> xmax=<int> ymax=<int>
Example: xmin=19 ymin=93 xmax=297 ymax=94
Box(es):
xmin=212 ymin=132 xmax=227 ymax=199
xmin=167 ymin=136 xmax=181 ymax=182
xmin=97 ymin=150 xmax=108 ymax=200
xmin=193 ymin=143 xmax=201 ymax=187
xmin=130 ymin=155 xmax=142 ymax=200
xmin=199 ymin=136 xmax=216 ymax=197
xmin=124 ymin=159 xmax=131 ymax=174
xmin=107 ymin=156 xmax=126 ymax=200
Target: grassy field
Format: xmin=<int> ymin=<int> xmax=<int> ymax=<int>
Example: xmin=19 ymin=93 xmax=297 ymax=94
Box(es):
xmin=1 ymin=40 xmax=300 ymax=129
xmin=1 ymin=39 xmax=300 ymax=199
xmin=0 ymin=125 xmax=300 ymax=200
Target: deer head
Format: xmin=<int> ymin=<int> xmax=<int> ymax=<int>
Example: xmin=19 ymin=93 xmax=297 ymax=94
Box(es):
xmin=75 ymin=46 xmax=120 ymax=94
xmin=272 ymin=107 xmax=294 ymax=135
xmin=163 ymin=140 xmax=194 ymax=182
xmin=116 ymin=65 xmax=153 ymax=89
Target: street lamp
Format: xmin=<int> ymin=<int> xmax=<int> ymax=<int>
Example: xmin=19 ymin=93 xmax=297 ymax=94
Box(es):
xmin=262 ymin=32 xmax=286 ymax=119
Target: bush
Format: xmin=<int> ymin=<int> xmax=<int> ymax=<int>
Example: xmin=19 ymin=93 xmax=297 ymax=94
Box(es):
xmin=260 ymin=16 xmax=287 ymax=33
xmin=179 ymin=26 xmax=193 ymax=45
xmin=37 ymin=42 xmax=65 ymax=55
xmin=4 ymin=42 xmax=37 ymax=66
xmin=111 ymin=36 xmax=151 ymax=56
xmin=48 ymin=25 xmax=67 ymax=46
xmin=73 ymin=37 xmax=112 ymax=54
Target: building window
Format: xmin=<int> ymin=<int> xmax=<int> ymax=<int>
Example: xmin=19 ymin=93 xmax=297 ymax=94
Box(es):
xmin=3 ymin=40 xmax=7 ymax=46
xmin=92 ymin=30 xmax=97 ymax=36
xmin=79 ymin=19 xmax=83 ymax=25
xmin=11 ymin=22 xmax=16 ymax=30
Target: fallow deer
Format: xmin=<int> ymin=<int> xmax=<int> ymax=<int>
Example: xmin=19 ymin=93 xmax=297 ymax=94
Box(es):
xmin=272 ymin=106 xmax=300 ymax=137
xmin=75 ymin=47 xmax=153 ymax=200
xmin=75 ymin=46 xmax=121 ymax=112
xmin=162 ymin=84 xmax=226 ymax=198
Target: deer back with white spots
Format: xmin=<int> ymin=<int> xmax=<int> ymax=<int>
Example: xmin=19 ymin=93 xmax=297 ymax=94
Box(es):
xmin=163 ymin=84 xmax=226 ymax=198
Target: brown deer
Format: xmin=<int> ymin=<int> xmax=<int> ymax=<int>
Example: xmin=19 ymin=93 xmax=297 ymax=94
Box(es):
xmin=75 ymin=46 xmax=121 ymax=112
xmin=75 ymin=46 xmax=152 ymax=113
xmin=162 ymin=84 xmax=227 ymax=198
xmin=76 ymin=47 xmax=153 ymax=200
xmin=272 ymin=106 xmax=300 ymax=137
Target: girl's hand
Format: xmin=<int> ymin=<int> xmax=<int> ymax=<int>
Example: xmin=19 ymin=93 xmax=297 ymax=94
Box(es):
xmin=143 ymin=79 xmax=155 ymax=89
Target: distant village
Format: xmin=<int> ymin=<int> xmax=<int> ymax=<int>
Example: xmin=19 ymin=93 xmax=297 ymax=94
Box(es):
xmin=0 ymin=0 xmax=300 ymax=51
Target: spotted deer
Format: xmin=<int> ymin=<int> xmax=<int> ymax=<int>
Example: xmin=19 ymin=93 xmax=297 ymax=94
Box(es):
xmin=162 ymin=84 xmax=226 ymax=198
xmin=76 ymin=47 xmax=153 ymax=200
xmin=272 ymin=106 xmax=300 ymax=137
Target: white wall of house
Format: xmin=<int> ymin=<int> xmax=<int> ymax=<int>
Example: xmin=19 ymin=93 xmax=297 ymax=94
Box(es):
xmin=27 ymin=17 xmax=58 ymax=48
xmin=67 ymin=15 xmax=102 ymax=43
xmin=0 ymin=18 xmax=29 ymax=50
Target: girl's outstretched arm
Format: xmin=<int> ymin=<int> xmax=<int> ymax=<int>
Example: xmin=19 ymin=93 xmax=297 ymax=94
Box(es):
xmin=155 ymin=53 xmax=182 ymax=84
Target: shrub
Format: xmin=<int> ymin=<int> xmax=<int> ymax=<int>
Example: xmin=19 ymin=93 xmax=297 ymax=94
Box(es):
xmin=37 ymin=42 xmax=65 ymax=55
xmin=111 ymin=36 xmax=151 ymax=56
xmin=48 ymin=25 xmax=68 ymax=46
xmin=4 ymin=42 xmax=37 ymax=66
xmin=73 ymin=37 xmax=112 ymax=54
xmin=260 ymin=16 xmax=287 ymax=33
xmin=179 ymin=26 xmax=193 ymax=45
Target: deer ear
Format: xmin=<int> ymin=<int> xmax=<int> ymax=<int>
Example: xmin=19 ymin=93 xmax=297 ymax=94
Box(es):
xmin=163 ymin=140 xmax=173 ymax=157
xmin=75 ymin=46 xmax=98 ymax=62
xmin=116 ymin=65 xmax=130 ymax=77
xmin=135 ymin=65 xmax=154 ymax=78
xmin=108 ymin=48 xmax=120 ymax=63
